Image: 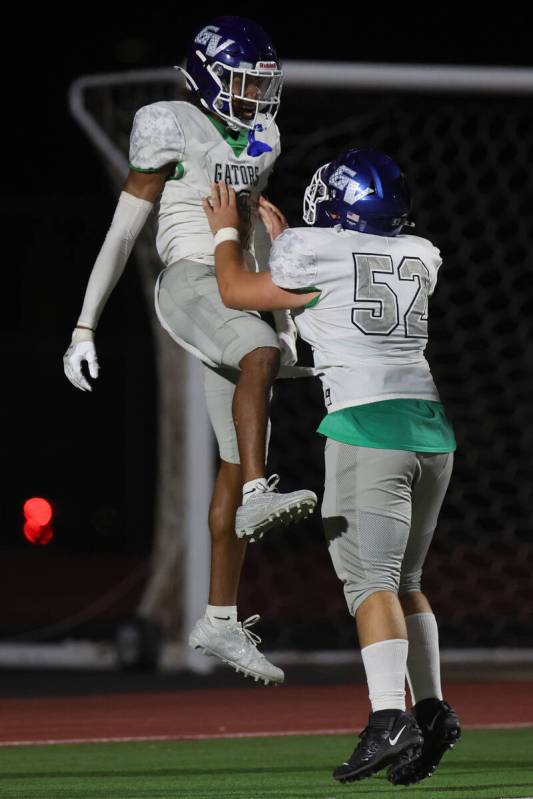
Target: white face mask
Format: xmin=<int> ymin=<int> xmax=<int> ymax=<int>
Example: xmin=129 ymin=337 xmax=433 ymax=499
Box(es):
xmin=303 ymin=164 xmax=330 ymax=225
xmin=209 ymin=61 xmax=283 ymax=130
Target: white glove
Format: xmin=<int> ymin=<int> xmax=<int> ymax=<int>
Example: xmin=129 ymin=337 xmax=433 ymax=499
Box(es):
xmin=273 ymin=311 xmax=298 ymax=367
xmin=63 ymin=328 xmax=99 ymax=392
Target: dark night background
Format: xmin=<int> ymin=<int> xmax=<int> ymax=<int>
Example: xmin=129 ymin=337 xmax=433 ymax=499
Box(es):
xmin=3 ymin=9 xmax=533 ymax=647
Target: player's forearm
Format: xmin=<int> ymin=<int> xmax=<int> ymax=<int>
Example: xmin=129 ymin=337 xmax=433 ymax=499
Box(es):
xmin=253 ymin=216 xmax=293 ymax=330
xmin=76 ymin=192 xmax=153 ymax=329
xmin=215 ymin=242 xmax=310 ymax=312
xmin=214 ymin=241 xmax=251 ymax=308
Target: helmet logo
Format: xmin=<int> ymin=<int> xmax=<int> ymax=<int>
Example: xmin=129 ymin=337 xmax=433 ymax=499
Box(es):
xmin=256 ymin=61 xmax=278 ymax=69
xmin=330 ymin=165 xmax=374 ymax=205
xmin=195 ymin=25 xmax=235 ymax=57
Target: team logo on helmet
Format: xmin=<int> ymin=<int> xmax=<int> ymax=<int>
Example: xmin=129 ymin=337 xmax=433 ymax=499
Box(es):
xmin=329 ymin=166 xmax=375 ymax=205
xmin=194 ymin=25 xmax=235 ymax=58
xmin=303 ymin=149 xmax=411 ymax=236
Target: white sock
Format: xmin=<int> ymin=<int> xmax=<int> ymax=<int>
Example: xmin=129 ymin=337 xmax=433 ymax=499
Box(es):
xmin=361 ymin=638 xmax=408 ymax=712
xmin=242 ymin=478 xmax=267 ymax=504
xmin=206 ymin=605 xmax=238 ymax=628
xmin=405 ymin=612 xmax=443 ymax=704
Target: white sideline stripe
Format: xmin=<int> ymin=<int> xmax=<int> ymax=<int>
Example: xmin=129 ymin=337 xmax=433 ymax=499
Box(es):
xmin=1 ymin=721 xmax=532 ymax=748
xmin=2 ymin=642 xmax=533 ymax=670
xmin=268 ymin=647 xmax=533 ymax=666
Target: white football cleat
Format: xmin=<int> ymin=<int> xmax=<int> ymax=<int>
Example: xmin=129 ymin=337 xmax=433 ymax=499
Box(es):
xmin=235 ymin=474 xmax=317 ymax=541
xmin=188 ymin=614 xmax=284 ymax=685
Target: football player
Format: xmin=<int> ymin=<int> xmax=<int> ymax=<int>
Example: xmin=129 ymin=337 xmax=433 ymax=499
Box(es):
xmin=63 ymin=16 xmax=317 ymax=685
xmin=202 ymin=150 xmax=462 ymax=783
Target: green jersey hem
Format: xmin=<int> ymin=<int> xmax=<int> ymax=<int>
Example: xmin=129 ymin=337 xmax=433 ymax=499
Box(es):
xmin=128 ymin=162 xmax=162 ymax=174
xmin=317 ymin=399 xmax=456 ymax=453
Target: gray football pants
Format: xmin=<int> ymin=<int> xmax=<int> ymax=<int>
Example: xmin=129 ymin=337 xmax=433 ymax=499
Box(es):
xmin=322 ymin=440 xmax=453 ymax=616
xmin=155 ymin=258 xmax=279 ymax=463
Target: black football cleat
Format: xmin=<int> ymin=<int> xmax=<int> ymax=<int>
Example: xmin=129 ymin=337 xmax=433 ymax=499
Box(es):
xmin=333 ymin=709 xmax=423 ymax=784
xmin=388 ymin=697 xmax=461 ymax=785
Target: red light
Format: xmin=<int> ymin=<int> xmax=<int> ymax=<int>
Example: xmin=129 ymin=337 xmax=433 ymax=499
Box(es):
xmin=23 ymin=498 xmax=54 ymax=545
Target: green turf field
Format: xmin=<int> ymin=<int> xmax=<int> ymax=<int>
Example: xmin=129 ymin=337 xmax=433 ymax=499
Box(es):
xmin=1 ymin=729 xmax=532 ymax=798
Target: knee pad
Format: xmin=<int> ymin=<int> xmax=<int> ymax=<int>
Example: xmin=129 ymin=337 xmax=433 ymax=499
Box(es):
xmin=324 ymin=510 xmax=410 ymax=616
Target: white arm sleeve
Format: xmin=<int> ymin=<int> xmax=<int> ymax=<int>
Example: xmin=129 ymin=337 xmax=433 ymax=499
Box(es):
xmin=76 ymin=191 xmax=153 ymax=329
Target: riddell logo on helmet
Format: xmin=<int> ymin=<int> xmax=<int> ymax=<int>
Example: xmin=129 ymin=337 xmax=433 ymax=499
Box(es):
xmin=195 ymin=25 xmax=235 ymax=58
xmin=256 ymin=62 xmax=278 ymax=69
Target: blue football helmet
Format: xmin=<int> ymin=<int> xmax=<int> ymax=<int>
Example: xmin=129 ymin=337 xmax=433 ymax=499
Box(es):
xmin=303 ymin=149 xmax=412 ymax=236
xmin=176 ymin=16 xmax=283 ymax=131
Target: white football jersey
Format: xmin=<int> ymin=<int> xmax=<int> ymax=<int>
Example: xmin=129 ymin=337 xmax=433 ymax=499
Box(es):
xmin=129 ymin=101 xmax=280 ymax=267
xmin=269 ymin=226 xmax=443 ymax=411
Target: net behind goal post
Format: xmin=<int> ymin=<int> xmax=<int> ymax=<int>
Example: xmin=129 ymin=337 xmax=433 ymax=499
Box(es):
xmin=69 ymin=62 xmax=533 ymax=669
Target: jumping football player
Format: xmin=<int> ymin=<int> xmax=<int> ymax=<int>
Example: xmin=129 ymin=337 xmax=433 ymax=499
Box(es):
xmin=63 ymin=16 xmax=316 ymax=685
xmin=202 ymin=151 xmax=462 ymax=784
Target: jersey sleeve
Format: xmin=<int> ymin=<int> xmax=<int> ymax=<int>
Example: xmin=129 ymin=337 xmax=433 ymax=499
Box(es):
xmin=269 ymin=229 xmax=318 ymax=290
xmin=129 ymin=103 xmax=185 ymax=172
xmin=427 ymin=244 xmax=443 ymax=295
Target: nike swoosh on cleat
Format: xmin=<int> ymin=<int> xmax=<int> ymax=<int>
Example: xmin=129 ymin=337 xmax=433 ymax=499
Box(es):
xmin=426 ymin=712 xmax=441 ymax=732
xmin=389 ymin=725 xmax=406 ymax=746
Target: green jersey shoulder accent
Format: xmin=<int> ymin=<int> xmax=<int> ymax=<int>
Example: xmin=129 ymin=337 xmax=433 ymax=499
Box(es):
xmin=206 ymin=114 xmax=249 ymax=158
xmin=166 ymin=163 xmax=185 ymax=181
xmin=304 ymin=289 xmax=321 ymax=308
xmin=128 ymin=162 xmax=161 ymax=174
xmin=317 ymin=399 xmax=456 ymax=453
xmin=129 ymin=161 xmax=185 ymax=181
xmin=292 ymin=286 xmax=321 ymax=307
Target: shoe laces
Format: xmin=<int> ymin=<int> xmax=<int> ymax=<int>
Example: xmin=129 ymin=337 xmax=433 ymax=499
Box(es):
xmin=252 ymin=475 xmax=280 ymax=494
xmin=239 ymin=614 xmax=262 ymax=647
xmin=358 ymin=713 xmax=397 ymax=746
xmin=355 ymin=725 xmax=382 ymax=758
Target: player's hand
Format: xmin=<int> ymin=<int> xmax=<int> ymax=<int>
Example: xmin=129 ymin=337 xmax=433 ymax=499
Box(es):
xmin=258 ymin=196 xmax=289 ymax=241
xmin=202 ymin=182 xmax=240 ymax=234
xmin=274 ymin=313 xmax=298 ymax=366
xmin=63 ymin=329 xmax=99 ymax=392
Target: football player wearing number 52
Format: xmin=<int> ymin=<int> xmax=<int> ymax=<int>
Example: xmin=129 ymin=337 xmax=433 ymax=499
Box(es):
xmin=203 ymin=150 xmax=461 ymax=786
